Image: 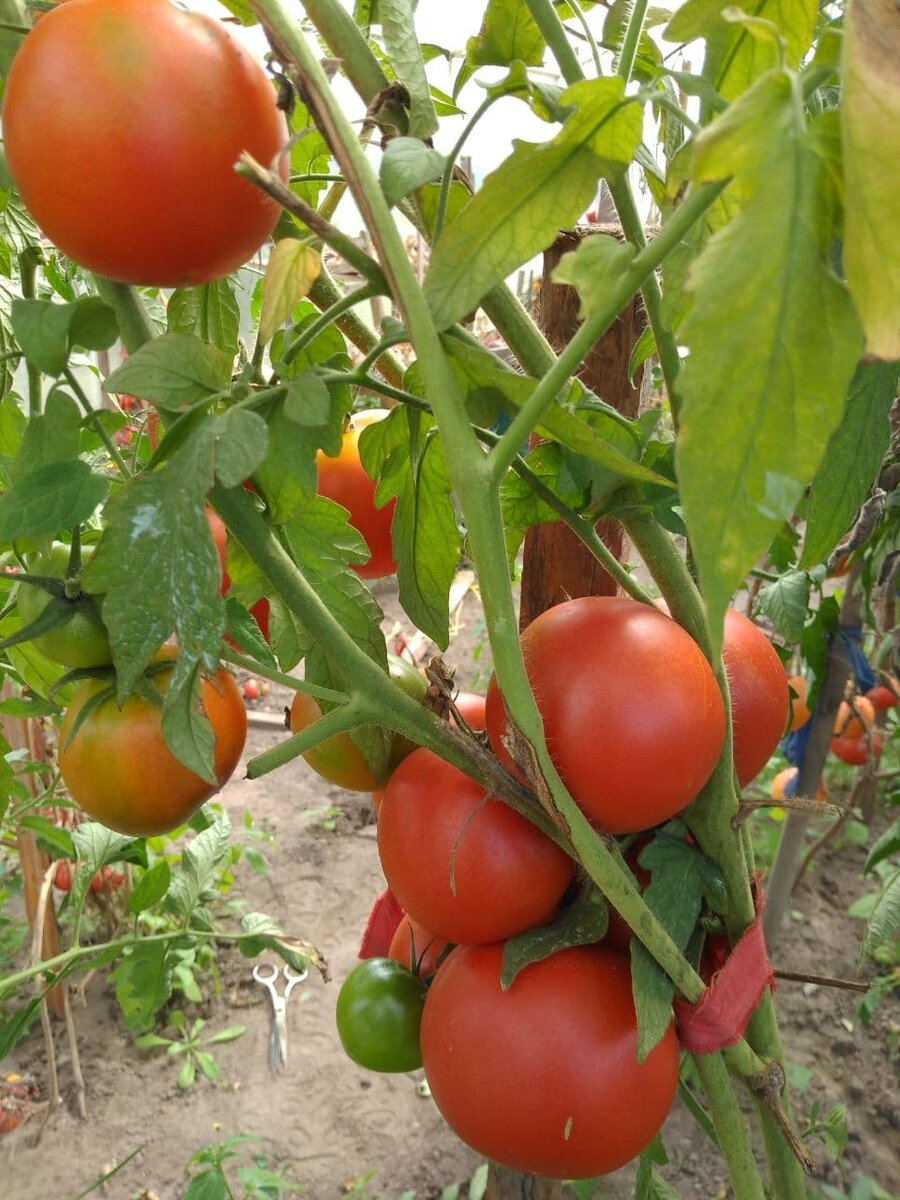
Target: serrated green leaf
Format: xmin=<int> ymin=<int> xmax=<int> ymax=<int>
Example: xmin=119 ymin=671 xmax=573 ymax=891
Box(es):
xmin=0 ymin=460 xmax=108 ymax=541
xmin=70 ymin=823 xmax=141 ymax=873
xmin=167 ymin=281 xmax=240 ymax=356
xmin=112 ymin=941 xmax=172 ymax=1033
xmin=841 ymin=0 xmax=900 ymax=359
xmin=128 ymin=861 xmax=172 ymax=915
xmin=237 ymin=912 xmax=325 ymax=976
xmin=425 ymin=78 xmax=641 ymax=329
xmin=865 ymin=820 xmax=900 ymax=876
xmin=183 ymin=1170 xmax=230 ymax=1200
xmin=755 ymin=571 xmax=810 ymax=643
xmin=283 ymin=374 xmax=332 ymax=427
xmin=380 ymin=138 xmax=446 ymax=207
xmin=380 ymin=0 xmax=438 ymax=138
xmin=676 ymin=78 xmax=863 ymax=656
xmin=500 ymin=441 xmax=586 ymax=563
xmin=102 ymin=333 xmax=232 ymax=411
xmin=11 ymin=391 xmax=82 ymax=482
xmin=801 ymin=363 xmax=899 ymax=568
xmin=11 ymin=297 xmax=116 ymax=376
xmin=68 ymin=297 xmax=119 ymax=352
xmin=161 ymin=663 xmax=216 ymax=785
xmin=83 ymin=432 xmax=221 ymax=698
xmin=0 ymin=996 xmax=43 ymax=1059
xmin=214 ymin=409 xmax=268 ymax=488
xmin=860 ymin=867 xmax=900 ymax=964
xmin=552 ymin=235 xmax=637 ymax=319
xmin=259 ymin=242 xmax=322 ymax=345
xmin=224 ymin=597 xmax=277 ymax=669
xmin=167 ymin=812 xmax=233 ymax=919
xmin=663 ymin=0 xmax=817 ymax=101
xmin=467 ymin=0 xmax=546 ymax=68
xmin=501 ymin=889 xmax=609 ymax=988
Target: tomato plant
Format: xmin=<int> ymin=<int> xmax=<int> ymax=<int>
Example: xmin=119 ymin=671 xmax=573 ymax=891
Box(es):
xmin=722 ymin=610 xmax=789 ymax=787
xmin=335 ymin=957 xmax=427 ymax=1073
xmin=289 ymin=654 xmax=426 ymax=791
xmin=317 ymin=410 xmax=397 ymax=580
xmin=387 ymin=914 xmax=450 ymax=980
xmin=420 ymin=942 xmax=679 ymax=1177
xmin=830 ymin=731 xmax=884 ymax=766
xmin=15 ymin=544 xmax=111 ymax=667
xmin=2 ymin=0 xmax=287 ymax=286
xmin=485 ymin=597 xmax=726 ymax=833
xmin=58 ymin=650 xmax=247 ymax=836
xmin=377 ymin=747 xmax=573 ymax=944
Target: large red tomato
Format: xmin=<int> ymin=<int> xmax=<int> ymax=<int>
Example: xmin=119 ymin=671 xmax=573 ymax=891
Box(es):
xmin=722 ymin=610 xmax=790 ymax=787
xmin=58 ymin=649 xmax=247 ymax=836
xmin=3 ymin=0 xmax=287 ymax=286
xmin=485 ymin=597 xmax=725 ymax=834
xmin=317 ymin=410 xmax=396 ymax=579
xmin=420 ymin=942 xmax=679 ymax=1178
xmin=377 ymin=748 xmax=573 ymax=944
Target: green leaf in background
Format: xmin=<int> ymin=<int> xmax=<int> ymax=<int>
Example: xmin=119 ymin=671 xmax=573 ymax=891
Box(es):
xmin=224 ymin=596 xmax=277 ymax=670
xmin=112 ymin=941 xmax=172 ymax=1033
xmin=167 ymin=280 xmax=240 ymax=356
xmin=83 ymin=431 xmax=222 ymax=699
xmin=213 ymin=408 xmax=268 ymax=488
xmin=865 ymin=820 xmax=900 ymax=876
xmin=380 ymin=138 xmax=446 ymax=207
xmin=425 ymin=78 xmax=641 ymax=330
xmin=237 ymin=911 xmax=326 ymax=977
xmin=0 ymin=729 xmax=13 ymax=826
xmin=71 ymin=823 xmax=144 ymax=873
xmin=360 ymin=408 xmax=459 ymax=649
xmin=500 ymin=441 xmax=586 ymax=564
xmin=167 ymin=812 xmax=233 ymax=920
xmin=755 ymin=570 xmax=810 ymax=644
xmin=259 ymin=241 xmax=322 ymax=345
xmin=182 ymin=1169 xmax=229 ymax=1200
xmin=676 ymin=78 xmax=863 ymax=656
xmin=841 ymin=0 xmax=900 ymax=361
xmin=0 ymin=459 xmax=108 ymax=541
xmin=11 ymin=390 xmax=82 ymax=481
xmin=801 ymin=362 xmax=900 ymax=568
xmin=283 ymin=374 xmax=332 ymax=428
xmin=551 ymin=234 xmax=636 ymax=318
xmin=859 ymin=868 xmax=900 ymax=966
xmin=127 ymin=861 xmax=172 ymax=916
xmin=161 ymin=662 xmax=216 ymax=785
xmin=102 ymin=333 xmax=232 ymax=411
xmin=380 ymin=0 xmax=439 ymax=139
xmin=466 ymin=0 xmax=546 ymax=69
xmin=11 ymin=297 xmax=118 ymax=376
xmin=663 ymin=0 xmax=817 ymax=102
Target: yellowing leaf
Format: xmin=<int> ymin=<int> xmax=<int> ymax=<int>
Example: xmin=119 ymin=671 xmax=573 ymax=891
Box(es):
xmin=259 ymin=241 xmax=322 ymax=345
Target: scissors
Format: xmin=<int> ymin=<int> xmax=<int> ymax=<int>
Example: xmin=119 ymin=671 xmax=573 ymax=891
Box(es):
xmin=252 ymin=962 xmax=308 ymax=1075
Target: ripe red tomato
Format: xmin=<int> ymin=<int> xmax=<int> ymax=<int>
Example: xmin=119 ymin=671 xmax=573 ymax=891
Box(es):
xmin=452 ymin=692 xmax=487 ymax=731
xmin=377 ymin=748 xmax=573 ymax=944
xmin=723 ymin=610 xmax=790 ymax=787
xmin=420 ymin=942 xmax=679 ymax=1178
xmin=831 ymin=730 xmax=884 ymax=766
xmin=53 ymin=860 xmax=72 ymax=892
xmin=58 ymin=649 xmax=247 ymax=836
xmin=866 ymin=683 xmax=899 ymax=711
xmin=317 ymin=410 xmax=396 ymax=580
xmin=289 ymin=655 xmax=426 ymax=792
xmin=3 ymin=0 xmax=287 ymax=286
xmin=388 ymin=914 xmax=450 ymax=979
xmin=485 ymin=597 xmax=725 ymax=834
xmin=90 ymin=865 xmax=125 ymax=895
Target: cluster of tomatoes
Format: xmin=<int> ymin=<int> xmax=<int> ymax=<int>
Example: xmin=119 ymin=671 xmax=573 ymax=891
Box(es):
xmin=333 ymin=597 xmax=790 ymax=1179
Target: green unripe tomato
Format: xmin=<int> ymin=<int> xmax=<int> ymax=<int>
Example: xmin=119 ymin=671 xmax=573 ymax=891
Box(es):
xmin=15 ymin=544 xmax=112 ymax=668
xmin=336 ymin=957 xmax=428 ymax=1073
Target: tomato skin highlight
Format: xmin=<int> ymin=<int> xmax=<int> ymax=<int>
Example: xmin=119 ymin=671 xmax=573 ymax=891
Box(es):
xmin=486 ymin=597 xmax=725 ymax=834
xmin=421 ymin=942 xmax=679 ymax=1178
xmin=3 ymin=0 xmax=287 ymax=286
xmin=317 ymin=410 xmax=396 ymax=580
xmin=336 ymin=957 xmax=427 ymax=1073
xmin=723 ymin=610 xmax=790 ymax=787
xmin=58 ymin=652 xmax=247 ymax=837
xmin=377 ymin=748 xmax=574 ymax=945
xmin=16 ymin=545 xmax=111 ymax=668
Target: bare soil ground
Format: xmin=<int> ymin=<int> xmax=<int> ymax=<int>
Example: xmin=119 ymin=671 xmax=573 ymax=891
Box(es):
xmin=2 ymin=581 xmax=898 ymax=1200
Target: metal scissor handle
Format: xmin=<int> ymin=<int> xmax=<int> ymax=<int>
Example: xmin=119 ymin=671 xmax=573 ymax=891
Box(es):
xmin=252 ymin=963 xmax=309 ymax=1074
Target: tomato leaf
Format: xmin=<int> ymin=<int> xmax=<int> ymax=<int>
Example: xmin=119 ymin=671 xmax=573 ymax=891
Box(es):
xmin=424 ymin=79 xmax=641 ymax=330
xmin=259 ymin=241 xmax=322 ymax=346
xmin=500 ymin=441 xmax=587 ymax=564
xmin=0 ymin=460 xmax=108 ymax=541
xmin=11 ymin=391 xmax=82 ymax=481
xmin=102 ymin=333 xmax=232 ymax=411
xmin=755 ymin=570 xmax=810 ymax=645
xmin=859 ymin=867 xmax=900 ymax=966
xmin=500 ymin=889 xmax=610 ymax=989
xmin=213 ymin=409 xmax=268 ymax=488
xmin=238 ymin=911 xmax=327 ymax=978
xmin=0 ymin=996 xmax=44 ymax=1060
xmin=71 ymin=822 xmax=146 ymax=872
xmin=11 ymin=297 xmax=118 ymax=376
xmin=161 ymin=663 xmax=216 ymax=785
xmin=663 ymin=0 xmax=816 ymax=101
xmin=168 ymin=281 xmax=240 ymax=356
xmin=127 ymin=861 xmax=172 ymax=916
xmin=551 ymin=235 xmax=636 ymax=319
xmin=466 ymin=0 xmax=546 ymax=69
xmin=167 ymin=812 xmax=233 ymax=920
xmin=283 ymin=374 xmax=332 ymax=428
xmin=84 ymin=432 xmax=222 ymax=700
xmin=224 ymin=597 xmax=277 ymax=669
xmin=111 ymin=940 xmax=173 ymax=1033
xmin=380 ymin=137 xmax=446 ymax=208
xmin=800 ymin=362 xmax=900 ymax=569
xmin=380 ymin=0 xmax=439 ymax=139
xmin=676 ymin=79 xmax=863 ymax=657
xmin=841 ymin=0 xmax=900 ymax=360
xmin=182 ymin=1170 xmax=230 ymax=1200
xmin=360 ymin=408 xmax=458 ymax=649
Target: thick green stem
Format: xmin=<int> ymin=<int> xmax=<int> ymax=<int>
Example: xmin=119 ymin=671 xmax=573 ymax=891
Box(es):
xmin=308 ymin=267 xmax=405 ymax=388
xmin=615 ymin=0 xmax=650 ymax=84
xmin=92 ymin=278 xmax=156 ymax=353
xmin=281 ymin=282 xmax=378 ymax=366
xmin=432 ymin=94 xmax=494 ymax=242
xmin=693 ymin=1053 xmax=767 ymax=1200
xmin=300 ymin=0 xmax=397 ymax=124
xmin=18 ymin=248 xmax=43 ymax=418
xmin=523 ymin=0 xmax=583 ymax=85
xmin=247 ymin=696 xmax=374 ymax=778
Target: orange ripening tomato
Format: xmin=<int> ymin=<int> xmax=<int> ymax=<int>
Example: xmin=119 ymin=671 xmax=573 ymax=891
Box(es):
xmin=786 ymin=675 xmax=811 ymax=732
xmin=317 ymin=410 xmax=396 ymax=580
xmin=722 ymin=610 xmax=789 ymax=787
xmin=387 ymin=915 xmax=450 ymax=980
xmin=58 ymin=649 xmax=247 ymax=837
xmin=486 ymin=597 xmax=726 ymax=834
xmin=833 ymin=696 xmax=875 ymax=739
xmin=3 ymin=0 xmax=288 ymax=286
xmin=420 ymin=943 xmax=679 ymax=1178
xmin=770 ymin=766 xmax=828 ymax=804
